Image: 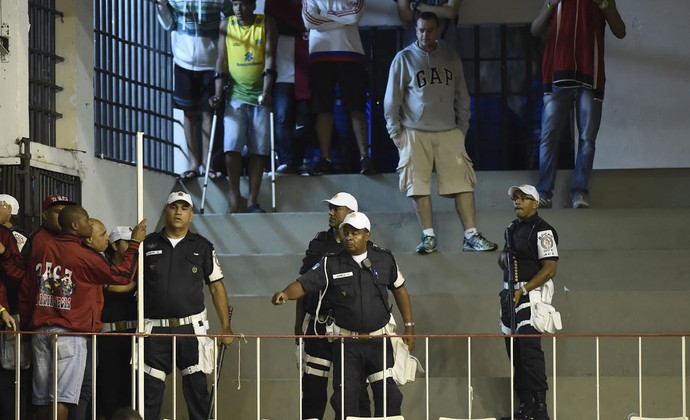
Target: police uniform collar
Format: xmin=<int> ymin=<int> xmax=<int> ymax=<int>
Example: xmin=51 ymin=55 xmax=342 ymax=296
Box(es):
xmin=517 ymin=213 xmax=541 ymax=224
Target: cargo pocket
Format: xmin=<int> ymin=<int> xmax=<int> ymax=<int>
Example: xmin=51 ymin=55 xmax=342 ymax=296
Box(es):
xmin=460 ymin=151 xmax=477 ymax=188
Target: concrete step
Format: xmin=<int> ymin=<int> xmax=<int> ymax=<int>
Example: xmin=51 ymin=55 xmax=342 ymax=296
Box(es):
xmin=192 ymin=208 xmax=690 ymax=255
xmin=216 ymin=250 xmax=690 ymax=296
xmin=179 ymin=168 xmax=690 ymax=214
xmin=161 ymin=374 xmax=690 ymax=420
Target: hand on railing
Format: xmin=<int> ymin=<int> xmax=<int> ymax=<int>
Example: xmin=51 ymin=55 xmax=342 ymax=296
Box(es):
xmin=220 ymin=326 xmax=234 ymax=347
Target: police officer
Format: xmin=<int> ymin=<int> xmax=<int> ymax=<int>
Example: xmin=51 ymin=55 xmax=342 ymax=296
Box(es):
xmin=143 ymin=192 xmax=234 ymax=420
xmin=499 ymin=184 xmax=559 ymax=420
xmin=273 ymin=212 xmax=416 ymax=420
xmin=294 ymin=192 xmax=371 ymax=419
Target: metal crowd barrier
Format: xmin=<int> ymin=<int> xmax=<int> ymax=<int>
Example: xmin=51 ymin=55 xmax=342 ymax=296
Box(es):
xmin=0 ymin=331 xmax=687 ymax=420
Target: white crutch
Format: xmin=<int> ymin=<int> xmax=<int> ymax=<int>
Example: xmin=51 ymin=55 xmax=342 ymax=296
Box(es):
xmin=200 ymin=111 xmax=219 ymax=214
xmin=269 ymin=111 xmax=276 ymax=212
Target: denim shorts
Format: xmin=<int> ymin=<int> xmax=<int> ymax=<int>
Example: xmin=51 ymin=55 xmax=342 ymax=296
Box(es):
xmin=31 ymin=326 xmax=87 ymax=405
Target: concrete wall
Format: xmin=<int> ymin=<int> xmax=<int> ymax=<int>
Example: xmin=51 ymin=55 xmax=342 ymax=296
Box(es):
xmin=1 ymin=0 xmax=689 ymax=224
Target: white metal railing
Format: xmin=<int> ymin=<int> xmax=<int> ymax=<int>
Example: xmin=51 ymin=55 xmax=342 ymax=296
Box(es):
xmin=1 ymin=331 xmax=688 ymax=419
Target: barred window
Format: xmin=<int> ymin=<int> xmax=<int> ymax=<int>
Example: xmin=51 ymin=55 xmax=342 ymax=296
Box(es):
xmin=94 ymin=0 xmax=176 ymax=172
xmin=28 ymin=0 xmax=64 ymax=147
xmin=458 ymin=24 xmax=544 ymax=171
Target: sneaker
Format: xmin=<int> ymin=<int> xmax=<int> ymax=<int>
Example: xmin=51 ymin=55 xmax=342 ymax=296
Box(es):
xmin=276 ymin=164 xmax=301 ymax=175
xmin=463 ymin=232 xmax=498 ymax=252
xmin=360 ymin=156 xmax=377 ymax=175
xmin=309 ymin=158 xmax=334 ymax=176
xmin=571 ymin=193 xmax=590 ymax=209
xmin=416 ymin=235 xmax=437 ymax=255
xmin=538 ymin=197 xmax=553 ymax=209
xmin=245 ymin=204 xmax=266 ymax=213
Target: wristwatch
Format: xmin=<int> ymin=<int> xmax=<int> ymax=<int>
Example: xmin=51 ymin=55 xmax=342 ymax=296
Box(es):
xmin=598 ymin=0 xmax=610 ymax=9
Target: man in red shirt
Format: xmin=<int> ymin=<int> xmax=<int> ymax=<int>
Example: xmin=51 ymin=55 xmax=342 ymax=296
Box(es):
xmin=532 ymin=0 xmax=626 ymax=209
xmin=29 ymin=206 xmax=145 ymax=420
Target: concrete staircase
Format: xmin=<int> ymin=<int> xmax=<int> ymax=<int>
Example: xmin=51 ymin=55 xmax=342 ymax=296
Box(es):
xmin=159 ymin=169 xmax=690 ymax=420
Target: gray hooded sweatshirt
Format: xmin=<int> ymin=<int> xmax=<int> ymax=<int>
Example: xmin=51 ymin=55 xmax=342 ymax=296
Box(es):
xmin=384 ymin=40 xmax=470 ymax=139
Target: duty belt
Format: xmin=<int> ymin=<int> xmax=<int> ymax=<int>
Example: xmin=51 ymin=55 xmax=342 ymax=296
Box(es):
xmin=336 ymin=324 xmax=387 ymax=339
xmin=101 ymin=320 xmax=137 ymax=333
xmin=504 ymin=281 xmax=527 ymax=290
xmin=147 ymin=309 xmax=207 ymax=328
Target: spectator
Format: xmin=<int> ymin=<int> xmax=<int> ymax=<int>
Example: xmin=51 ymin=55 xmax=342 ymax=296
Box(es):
xmin=210 ymin=0 xmax=278 ymax=213
xmin=0 ymin=195 xmax=26 ymax=419
xmin=97 ymin=226 xmax=138 ymax=420
xmin=142 ymin=192 xmax=233 ymax=420
xmin=395 ymin=0 xmax=461 ymax=48
xmin=302 ymin=0 xmax=375 ymax=175
xmin=383 ymin=12 xmax=497 ymax=255
xmin=273 ymin=212 xmax=415 ymax=419
xmin=156 ymin=0 xmax=232 ymax=180
xmin=19 ymin=195 xmax=76 ymax=331
xmin=531 ymin=0 xmax=626 ymax=209
xmin=265 ymin=0 xmax=314 ymax=175
xmin=29 ymin=206 xmax=144 ymax=420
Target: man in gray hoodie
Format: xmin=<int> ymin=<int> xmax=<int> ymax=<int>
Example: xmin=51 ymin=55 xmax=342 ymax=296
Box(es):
xmin=384 ymin=11 xmax=496 ymax=255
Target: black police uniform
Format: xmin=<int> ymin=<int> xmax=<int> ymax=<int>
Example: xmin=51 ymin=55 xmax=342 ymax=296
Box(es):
xmin=143 ymin=230 xmax=222 ymax=420
xmin=298 ymin=243 xmax=405 ymax=420
xmin=298 ymin=228 xmax=371 ymax=420
xmin=500 ymin=213 xmax=559 ymax=417
xmin=96 ymin=274 xmax=137 ymax=420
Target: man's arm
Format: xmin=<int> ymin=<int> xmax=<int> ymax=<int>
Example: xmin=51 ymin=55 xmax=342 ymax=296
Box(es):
xmin=208 ymin=280 xmax=234 ymax=346
xmin=383 ymin=54 xmax=405 ymax=145
xmin=0 ymin=232 xmax=25 ymax=283
xmin=416 ymin=0 xmax=461 ymax=20
xmin=210 ymin=18 xmax=230 ymax=109
xmin=156 ymin=0 xmax=175 ymax=31
xmin=302 ymin=0 xmax=345 ymax=31
xmin=595 ymin=0 xmax=626 ymax=39
xmin=90 ymin=219 xmax=147 ymax=286
xmin=260 ymin=15 xmax=279 ymax=107
xmin=454 ymin=55 xmax=471 ymax=136
xmin=317 ymin=0 xmax=365 ymax=26
xmin=272 ymin=280 xmax=306 ymax=305
xmin=531 ymin=0 xmax=560 ymax=37
xmin=392 ymin=285 xmax=416 ymax=351
xmin=512 ymin=259 xmax=557 ymax=305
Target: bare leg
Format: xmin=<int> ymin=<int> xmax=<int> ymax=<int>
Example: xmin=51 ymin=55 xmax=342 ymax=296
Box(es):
xmin=224 ymin=152 xmax=243 ymax=213
xmin=454 ymin=192 xmax=476 ymax=231
xmin=316 ymin=113 xmax=334 ymax=160
xmin=36 ymin=403 xmax=69 ymax=420
xmin=350 ymin=110 xmax=369 ymax=157
xmin=247 ymin=155 xmax=265 ymax=208
xmin=183 ymin=110 xmax=201 ymax=172
xmin=412 ymin=195 xmax=433 ymax=230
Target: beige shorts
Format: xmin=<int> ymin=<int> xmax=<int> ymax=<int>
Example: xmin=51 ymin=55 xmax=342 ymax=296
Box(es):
xmin=396 ymin=128 xmax=477 ymax=197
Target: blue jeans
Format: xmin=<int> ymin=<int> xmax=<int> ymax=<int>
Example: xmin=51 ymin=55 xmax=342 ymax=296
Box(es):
xmin=536 ymin=86 xmax=603 ymax=199
xmin=273 ymin=82 xmax=297 ymax=166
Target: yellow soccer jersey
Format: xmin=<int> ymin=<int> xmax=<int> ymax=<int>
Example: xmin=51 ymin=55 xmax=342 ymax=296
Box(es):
xmin=226 ymin=15 xmax=266 ymax=104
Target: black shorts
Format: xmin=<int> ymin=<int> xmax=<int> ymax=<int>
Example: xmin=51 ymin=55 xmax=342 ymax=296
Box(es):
xmin=309 ymin=61 xmax=368 ymax=113
xmin=173 ymin=64 xmax=214 ymax=112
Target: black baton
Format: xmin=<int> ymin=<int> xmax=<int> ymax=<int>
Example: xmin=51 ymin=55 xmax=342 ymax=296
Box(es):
xmin=207 ymin=306 xmax=231 ymax=419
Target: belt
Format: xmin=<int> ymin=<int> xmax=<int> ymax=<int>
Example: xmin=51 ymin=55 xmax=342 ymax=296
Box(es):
xmin=147 ymin=309 xmax=207 ymax=328
xmin=101 ymin=320 xmax=137 ymax=333
xmin=504 ymin=281 xmax=527 ymax=290
xmin=336 ymin=325 xmax=387 ymax=339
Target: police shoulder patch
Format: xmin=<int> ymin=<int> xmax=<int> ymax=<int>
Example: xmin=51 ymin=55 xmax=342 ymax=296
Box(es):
xmin=370 ymin=242 xmax=391 ymax=254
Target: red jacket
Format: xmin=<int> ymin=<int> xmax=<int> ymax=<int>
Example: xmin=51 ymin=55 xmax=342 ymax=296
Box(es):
xmin=29 ymin=234 xmax=139 ymax=333
xmin=0 ymin=225 xmax=24 ymax=309
xmin=542 ymin=0 xmax=607 ymax=99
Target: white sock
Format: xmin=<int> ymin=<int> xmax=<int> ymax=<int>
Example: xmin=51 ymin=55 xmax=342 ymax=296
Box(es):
xmin=422 ymin=228 xmax=435 ymax=237
xmin=464 ymin=228 xmax=477 ymax=240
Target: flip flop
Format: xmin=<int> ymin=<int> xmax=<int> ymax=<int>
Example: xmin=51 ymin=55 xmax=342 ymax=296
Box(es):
xmin=179 ymin=170 xmax=200 ymax=180
xmin=207 ymin=170 xmax=224 ymax=180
